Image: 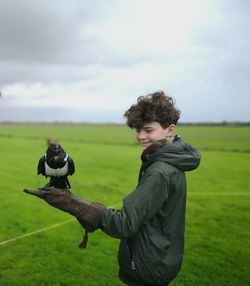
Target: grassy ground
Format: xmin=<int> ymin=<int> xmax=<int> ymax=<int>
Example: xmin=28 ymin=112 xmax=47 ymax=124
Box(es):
xmin=0 ymin=123 xmax=249 ymax=285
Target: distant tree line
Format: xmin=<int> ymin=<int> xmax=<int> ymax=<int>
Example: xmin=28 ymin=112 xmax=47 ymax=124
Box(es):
xmin=178 ymin=121 xmax=250 ymax=126
xmin=0 ymin=121 xmax=250 ymax=126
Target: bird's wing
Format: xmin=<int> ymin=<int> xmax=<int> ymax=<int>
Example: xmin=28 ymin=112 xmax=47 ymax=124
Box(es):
xmin=67 ymin=156 xmax=75 ymax=175
xmin=37 ymin=156 xmax=46 ymax=175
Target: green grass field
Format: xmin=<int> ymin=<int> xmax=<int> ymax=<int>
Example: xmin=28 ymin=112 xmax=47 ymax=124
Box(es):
xmin=0 ymin=123 xmax=249 ymax=286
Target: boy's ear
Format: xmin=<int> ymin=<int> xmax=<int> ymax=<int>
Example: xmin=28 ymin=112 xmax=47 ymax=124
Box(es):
xmin=167 ymin=124 xmax=176 ymax=136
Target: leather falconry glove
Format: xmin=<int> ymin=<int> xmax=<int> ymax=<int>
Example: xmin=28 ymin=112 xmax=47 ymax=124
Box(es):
xmin=23 ymin=187 xmax=106 ymax=249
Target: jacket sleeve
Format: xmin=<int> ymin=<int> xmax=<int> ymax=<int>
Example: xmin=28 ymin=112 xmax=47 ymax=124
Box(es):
xmin=101 ymin=169 xmax=168 ymax=239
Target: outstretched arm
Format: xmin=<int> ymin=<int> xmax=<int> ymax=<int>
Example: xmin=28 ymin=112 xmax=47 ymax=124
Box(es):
xmin=24 ymin=187 xmax=107 ymax=249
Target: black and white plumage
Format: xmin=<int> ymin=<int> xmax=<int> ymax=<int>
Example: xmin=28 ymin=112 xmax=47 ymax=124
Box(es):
xmin=37 ymin=143 xmax=75 ymax=189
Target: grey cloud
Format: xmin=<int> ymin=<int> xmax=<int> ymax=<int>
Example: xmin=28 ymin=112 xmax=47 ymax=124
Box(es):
xmin=0 ymin=0 xmax=113 ymax=63
xmin=0 ymin=0 xmax=133 ymax=87
xmin=0 ymin=60 xmax=100 ymax=86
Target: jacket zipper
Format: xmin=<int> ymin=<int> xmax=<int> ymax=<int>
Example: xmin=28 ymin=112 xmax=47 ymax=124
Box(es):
xmin=126 ymin=240 xmax=136 ymax=270
xmin=131 ymin=260 xmax=136 ymax=270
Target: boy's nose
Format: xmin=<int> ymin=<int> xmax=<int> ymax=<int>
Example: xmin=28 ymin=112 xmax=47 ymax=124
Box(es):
xmin=137 ymin=131 xmax=146 ymax=140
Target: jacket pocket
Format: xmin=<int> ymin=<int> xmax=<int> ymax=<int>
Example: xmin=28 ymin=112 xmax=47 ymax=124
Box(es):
xmin=131 ymin=233 xmax=172 ymax=285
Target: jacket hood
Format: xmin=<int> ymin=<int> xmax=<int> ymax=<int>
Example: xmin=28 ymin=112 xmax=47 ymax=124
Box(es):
xmin=141 ymin=136 xmax=201 ymax=172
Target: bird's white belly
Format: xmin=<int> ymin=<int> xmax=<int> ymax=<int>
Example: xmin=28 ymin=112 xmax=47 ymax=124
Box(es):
xmin=45 ymin=161 xmax=69 ymax=177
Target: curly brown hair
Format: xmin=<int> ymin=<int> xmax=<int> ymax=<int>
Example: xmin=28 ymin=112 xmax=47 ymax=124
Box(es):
xmin=124 ymin=91 xmax=180 ymax=129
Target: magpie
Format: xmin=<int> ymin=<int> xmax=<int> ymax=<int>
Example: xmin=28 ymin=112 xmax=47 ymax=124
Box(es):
xmin=37 ymin=143 xmax=75 ymax=189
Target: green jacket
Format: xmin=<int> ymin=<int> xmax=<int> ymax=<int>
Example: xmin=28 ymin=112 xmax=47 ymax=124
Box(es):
xmin=101 ymin=136 xmax=201 ymax=286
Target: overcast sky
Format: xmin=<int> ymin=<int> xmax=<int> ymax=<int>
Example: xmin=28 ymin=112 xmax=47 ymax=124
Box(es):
xmin=0 ymin=0 xmax=249 ymax=123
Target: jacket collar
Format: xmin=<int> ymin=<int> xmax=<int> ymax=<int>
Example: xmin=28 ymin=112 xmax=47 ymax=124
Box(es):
xmin=141 ymin=139 xmax=167 ymax=163
xmin=141 ymin=136 xmax=176 ymax=163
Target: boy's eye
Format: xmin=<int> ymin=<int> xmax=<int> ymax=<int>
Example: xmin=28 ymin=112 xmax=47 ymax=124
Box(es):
xmin=136 ymin=128 xmax=154 ymax=133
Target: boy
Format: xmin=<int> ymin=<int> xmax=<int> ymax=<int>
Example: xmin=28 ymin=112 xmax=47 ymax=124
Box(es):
xmin=24 ymin=91 xmax=201 ymax=286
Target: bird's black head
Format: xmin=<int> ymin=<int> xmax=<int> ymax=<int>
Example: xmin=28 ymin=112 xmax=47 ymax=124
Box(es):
xmin=46 ymin=143 xmax=67 ymax=169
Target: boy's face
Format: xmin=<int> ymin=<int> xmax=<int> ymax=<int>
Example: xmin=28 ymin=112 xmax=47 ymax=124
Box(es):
xmin=136 ymin=121 xmax=175 ymax=150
